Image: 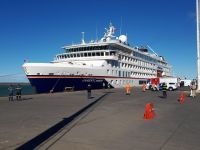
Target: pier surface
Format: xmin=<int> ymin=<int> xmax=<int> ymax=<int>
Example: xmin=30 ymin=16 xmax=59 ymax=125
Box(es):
xmin=0 ymin=88 xmax=200 ymax=150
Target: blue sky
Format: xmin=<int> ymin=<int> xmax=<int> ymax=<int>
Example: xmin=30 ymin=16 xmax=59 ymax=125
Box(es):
xmin=0 ymin=0 xmax=197 ymax=82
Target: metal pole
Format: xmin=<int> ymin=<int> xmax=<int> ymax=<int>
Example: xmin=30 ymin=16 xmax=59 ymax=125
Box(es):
xmin=196 ymin=0 xmax=200 ymax=91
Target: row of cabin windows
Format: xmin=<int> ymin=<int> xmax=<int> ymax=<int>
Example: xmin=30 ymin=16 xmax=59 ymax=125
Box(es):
xmin=109 ymin=80 xmax=146 ymax=85
xmin=119 ymin=54 xmax=170 ymax=74
xmin=65 ymin=46 xmax=166 ymax=66
xmin=133 ymin=51 xmax=157 ymax=63
xmin=56 ymin=51 xmax=116 ymax=60
xmin=158 ymin=60 xmax=167 ymax=66
xmin=163 ymin=67 xmax=170 ymax=73
xmin=65 ymin=45 xmax=118 ymax=53
xmin=119 ymin=54 xmax=156 ymax=68
xmin=120 ymin=63 xmax=156 ymax=73
xmin=107 ymin=69 xmax=155 ymax=77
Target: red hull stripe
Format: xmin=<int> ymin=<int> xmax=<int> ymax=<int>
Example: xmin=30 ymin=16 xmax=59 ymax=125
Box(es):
xmin=27 ymin=75 xmax=147 ymax=80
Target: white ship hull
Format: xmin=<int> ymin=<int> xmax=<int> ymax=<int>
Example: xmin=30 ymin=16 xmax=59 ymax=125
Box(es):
xmin=23 ymin=62 xmax=148 ymax=93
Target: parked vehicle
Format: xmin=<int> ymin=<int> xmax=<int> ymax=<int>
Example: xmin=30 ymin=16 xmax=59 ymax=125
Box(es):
xmin=180 ymin=79 xmax=191 ymax=87
xmin=147 ymin=77 xmax=179 ymax=91
xmin=159 ymin=82 xmax=178 ymax=91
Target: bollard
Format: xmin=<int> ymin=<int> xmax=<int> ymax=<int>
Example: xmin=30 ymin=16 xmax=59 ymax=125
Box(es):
xmin=179 ymin=92 xmax=185 ymax=104
xmin=144 ymin=103 xmax=155 ymax=120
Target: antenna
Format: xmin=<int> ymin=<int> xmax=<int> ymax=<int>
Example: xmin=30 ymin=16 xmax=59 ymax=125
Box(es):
xmin=120 ymin=16 xmax=122 ymax=35
xmin=81 ymin=32 xmax=85 ymax=44
xmin=146 ymin=45 xmax=158 ymax=56
xmin=96 ymin=24 xmax=98 ymax=41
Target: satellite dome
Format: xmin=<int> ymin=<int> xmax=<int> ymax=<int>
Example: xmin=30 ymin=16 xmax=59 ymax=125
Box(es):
xmin=119 ymin=35 xmax=127 ymax=43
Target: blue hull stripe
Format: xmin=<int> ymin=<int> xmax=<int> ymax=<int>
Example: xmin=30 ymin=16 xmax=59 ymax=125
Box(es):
xmin=27 ymin=75 xmax=149 ymax=93
xmin=28 ymin=77 xmax=112 ymax=93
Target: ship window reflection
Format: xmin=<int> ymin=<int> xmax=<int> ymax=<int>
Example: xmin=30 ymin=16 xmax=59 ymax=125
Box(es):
xmin=119 ymin=71 xmax=121 ymax=77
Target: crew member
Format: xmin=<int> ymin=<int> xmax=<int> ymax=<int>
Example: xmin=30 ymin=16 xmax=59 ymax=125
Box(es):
xmin=87 ymin=83 xmax=92 ymax=99
xmin=162 ymin=82 xmax=167 ymax=98
xmin=8 ymin=85 xmax=14 ymax=101
xmin=16 ymin=84 xmax=22 ymax=100
xmin=125 ymin=83 xmax=131 ymax=95
xmin=142 ymin=83 xmax=146 ymax=92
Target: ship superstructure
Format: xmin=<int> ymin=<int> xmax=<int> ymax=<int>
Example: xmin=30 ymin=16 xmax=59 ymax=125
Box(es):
xmin=23 ymin=23 xmax=172 ymax=93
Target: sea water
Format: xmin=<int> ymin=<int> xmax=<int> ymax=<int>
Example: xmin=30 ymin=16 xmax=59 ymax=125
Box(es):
xmin=0 ymin=84 xmax=35 ymax=97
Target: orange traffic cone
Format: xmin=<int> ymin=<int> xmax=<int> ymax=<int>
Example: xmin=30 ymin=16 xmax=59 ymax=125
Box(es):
xmin=144 ymin=103 xmax=155 ymax=120
xmin=179 ymin=92 xmax=185 ymax=104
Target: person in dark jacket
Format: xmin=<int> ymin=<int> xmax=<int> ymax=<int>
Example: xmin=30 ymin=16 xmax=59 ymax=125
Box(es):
xmin=87 ymin=84 xmax=92 ymax=99
xmin=8 ymin=85 xmax=14 ymax=101
xmin=16 ymin=84 xmax=22 ymax=100
xmin=162 ymin=82 xmax=167 ymax=98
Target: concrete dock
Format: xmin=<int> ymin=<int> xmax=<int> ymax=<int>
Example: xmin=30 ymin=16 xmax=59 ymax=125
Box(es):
xmin=0 ymin=88 xmax=200 ymax=150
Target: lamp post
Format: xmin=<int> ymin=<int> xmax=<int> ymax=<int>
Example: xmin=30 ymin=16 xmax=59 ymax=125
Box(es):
xmin=196 ymin=0 xmax=200 ymax=91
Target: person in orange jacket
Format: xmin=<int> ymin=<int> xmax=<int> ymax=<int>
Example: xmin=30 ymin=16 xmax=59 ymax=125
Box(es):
xmin=125 ymin=83 xmax=131 ymax=95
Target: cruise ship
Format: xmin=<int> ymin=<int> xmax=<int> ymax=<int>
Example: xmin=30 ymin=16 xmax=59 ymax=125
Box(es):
xmin=23 ymin=23 xmax=172 ymax=93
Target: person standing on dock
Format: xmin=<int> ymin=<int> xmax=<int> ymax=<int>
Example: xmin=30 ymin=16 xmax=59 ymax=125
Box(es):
xmin=125 ymin=83 xmax=131 ymax=95
xmin=142 ymin=83 xmax=146 ymax=92
xmin=162 ymin=82 xmax=167 ymax=98
xmin=190 ymin=80 xmax=196 ymax=98
xmin=87 ymin=83 xmax=92 ymax=99
xmin=16 ymin=84 xmax=22 ymax=100
xmin=8 ymin=85 xmax=14 ymax=101
xmin=102 ymin=82 xmax=105 ymax=89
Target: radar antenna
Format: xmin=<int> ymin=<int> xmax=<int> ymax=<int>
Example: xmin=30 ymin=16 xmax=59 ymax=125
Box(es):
xmin=101 ymin=22 xmax=116 ymax=42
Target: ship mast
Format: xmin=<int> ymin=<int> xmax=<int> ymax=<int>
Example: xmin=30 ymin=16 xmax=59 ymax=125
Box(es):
xmin=197 ymin=0 xmax=200 ymax=91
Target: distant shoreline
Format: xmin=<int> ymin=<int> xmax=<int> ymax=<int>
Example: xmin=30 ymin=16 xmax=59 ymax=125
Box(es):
xmin=0 ymin=82 xmax=30 ymax=85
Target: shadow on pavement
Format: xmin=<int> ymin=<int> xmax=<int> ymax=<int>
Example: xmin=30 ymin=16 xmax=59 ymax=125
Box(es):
xmin=16 ymin=92 xmax=109 ymax=150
